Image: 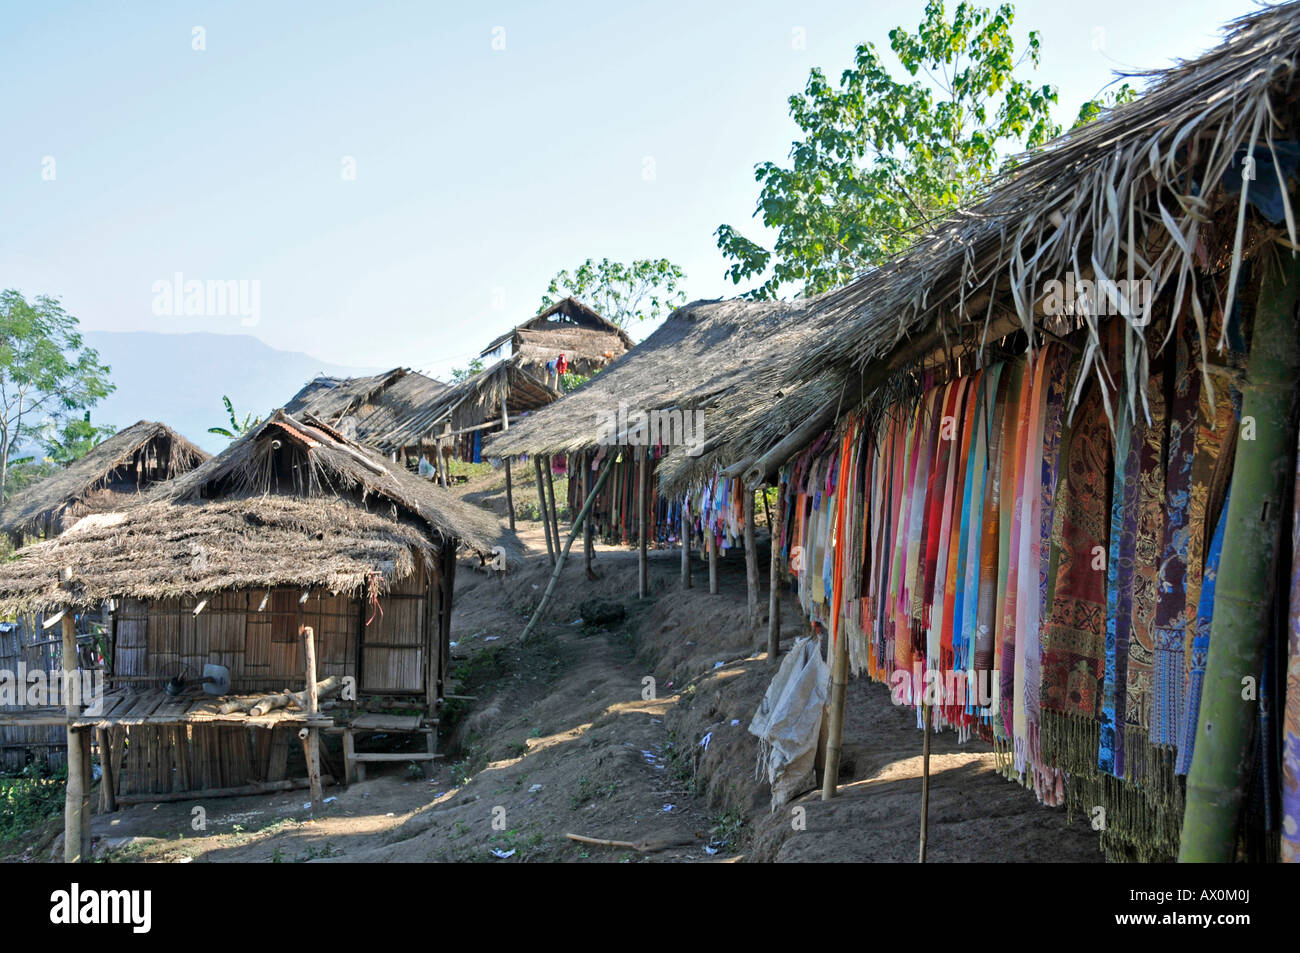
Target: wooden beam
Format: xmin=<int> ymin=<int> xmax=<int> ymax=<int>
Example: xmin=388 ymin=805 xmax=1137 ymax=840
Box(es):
xmin=62 ymin=612 xmax=87 ymax=863
xmin=768 ymin=480 xmax=783 ymax=663
xmin=582 ymin=452 xmax=594 ymax=580
xmin=300 ymin=625 xmax=323 ymax=813
xmin=504 ymin=460 xmax=516 ymax=533
xmin=535 ymin=455 xmax=556 ymax=565
xmin=743 ymin=485 xmax=759 ymax=629
xmin=544 ymin=454 xmax=562 ymax=555
xmin=638 ymin=447 xmax=649 ymax=599
xmin=680 ymin=503 xmax=692 ymax=590
xmin=821 ymin=629 xmax=849 ymax=800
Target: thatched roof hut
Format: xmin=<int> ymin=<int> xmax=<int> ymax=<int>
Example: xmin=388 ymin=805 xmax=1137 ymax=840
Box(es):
xmin=480 ymin=296 xmax=634 ymax=378
xmin=692 ymin=3 xmax=1300 ymax=487
xmin=0 ymin=420 xmax=208 ymax=541
xmin=0 ymin=410 xmax=510 ymax=615
xmin=484 ymin=297 xmax=810 ymax=463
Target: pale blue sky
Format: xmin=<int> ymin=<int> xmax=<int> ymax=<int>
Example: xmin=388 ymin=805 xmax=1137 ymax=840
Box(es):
xmin=0 ymin=0 xmax=1262 ymax=378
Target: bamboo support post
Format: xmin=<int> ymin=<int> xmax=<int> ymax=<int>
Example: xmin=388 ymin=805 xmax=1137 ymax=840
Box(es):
xmin=743 ymin=485 xmax=759 ymax=629
xmin=535 ymin=455 xmax=556 ymax=565
xmin=62 ymin=612 xmax=88 ymax=863
xmin=504 ymin=461 xmax=516 ymax=533
xmin=821 ymin=629 xmax=849 ymax=800
xmin=544 ymin=454 xmax=562 ymax=550
xmin=708 ymin=528 xmax=718 ymax=594
xmin=96 ymin=727 xmax=116 ymax=814
xmin=522 ymin=454 xmax=617 ymax=643
xmin=582 ymin=452 xmax=595 ymax=580
xmin=919 ymin=702 xmax=932 ymax=862
xmin=300 ymin=626 xmax=323 ymax=813
xmin=768 ymin=481 xmax=783 ymax=662
xmin=1181 ymin=248 xmax=1300 ymax=861
xmin=638 ymin=447 xmax=649 ymax=599
xmin=681 ymin=503 xmax=692 ymax=589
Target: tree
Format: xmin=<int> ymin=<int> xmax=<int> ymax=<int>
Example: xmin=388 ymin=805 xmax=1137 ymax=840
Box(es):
xmin=540 ymin=258 xmax=687 ymax=328
xmin=41 ymin=414 xmax=115 ymax=466
xmin=716 ymin=1 xmax=1134 ymax=299
xmin=450 ymin=358 xmax=485 ymax=383
xmin=0 ymin=290 xmax=114 ymax=501
xmin=208 ymin=395 xmax=260 ymax=439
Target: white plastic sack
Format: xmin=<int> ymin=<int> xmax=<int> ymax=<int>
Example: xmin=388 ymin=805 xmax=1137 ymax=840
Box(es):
xmin=748 ymin=635 xmax=829 ymax=811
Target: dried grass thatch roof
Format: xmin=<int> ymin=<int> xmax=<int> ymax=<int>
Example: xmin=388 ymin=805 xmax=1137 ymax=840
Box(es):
xmin=0 ymin=420 xmax=209 ymax=539
xmin=479 ymin=296 xmax=634 ymax=358
xmin=673 ymin=2 xmax=1300 ymax=490
xmin=284 ymin=367 xmax=410 ymax=420
xmin=484 ymin=297 xmax=812 ymax=462
xmin=0 ymin=411 xmax=516 ymax=613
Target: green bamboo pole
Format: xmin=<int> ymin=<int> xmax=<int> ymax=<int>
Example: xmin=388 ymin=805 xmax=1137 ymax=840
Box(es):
xmin=1180 ymin=249 xmax=1300 ymax=862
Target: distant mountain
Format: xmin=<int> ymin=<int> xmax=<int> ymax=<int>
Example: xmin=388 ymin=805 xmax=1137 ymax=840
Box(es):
xmin=82 ymin=332 xmax=384 ymax=454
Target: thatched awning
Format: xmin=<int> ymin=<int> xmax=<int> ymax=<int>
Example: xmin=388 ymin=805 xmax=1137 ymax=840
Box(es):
xmin=484 ymin=297 xmax=811 ymax=462
xmin=665 ymin=3 xmax=1300 ymax=491
xmin=0 ymin=420 xmax=209 ymax=538
xmin=0 ymin=411 xmax=516 ymax=614
xmin=0 ymin=495 xmax=434 ymax=614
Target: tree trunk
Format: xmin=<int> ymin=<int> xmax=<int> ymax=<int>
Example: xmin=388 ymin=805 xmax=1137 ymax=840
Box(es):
xmin=1180 ymin=250 xmax=1300 ymax=862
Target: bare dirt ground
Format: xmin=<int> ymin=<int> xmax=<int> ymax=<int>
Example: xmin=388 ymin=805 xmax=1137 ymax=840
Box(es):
xmin=8 ymin=474 xmax=1104 ymax=863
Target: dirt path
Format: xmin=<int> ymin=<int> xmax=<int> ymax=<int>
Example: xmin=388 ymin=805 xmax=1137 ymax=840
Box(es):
xmin=22 ymin=519 xmax=1101 ymax=864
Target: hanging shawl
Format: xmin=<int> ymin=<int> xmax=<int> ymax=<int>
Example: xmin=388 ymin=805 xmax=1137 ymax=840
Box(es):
xmin=975 ymin=365 xmax=1012 ymax=712
xmin=1099 ymin=411 xmax=1134 ymax=776
xmin=1040 ymin=368 xmax=1114 ymax=776
xmin=1151 ymin=320 xmax=1201 ymax=751
xmin=998 ymin=359 xmax=1029 ymax=740
xmin=1124 ymin=339 xmax=1168 ymax=785
xmin=952 ymin=370 xmax=986 ymax=678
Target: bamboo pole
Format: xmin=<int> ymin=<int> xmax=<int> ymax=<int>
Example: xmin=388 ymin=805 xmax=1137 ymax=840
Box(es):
xmin=535 ymin=456 xmax=556 ymax=565
xmin=638 ymin=447 xmax=649 ymax=599
xmin=743 ymin=485 xmax=759 ymax=629
xmin=821 ymin=628 xmax=849 ymax=800
xmin=708 ymin=528 xmax=718 ymax=594
xmin=768 ymin=480 xmax=783 ymax=663
xmin=300 ymin=625 xmax=323 ymax=813
xmin=522 ymin=454 xmax=617 ymax=643
xmin=681 ymin=503 xmax=692 ymax=589
xmin=544 ymin=454 xmax=562 ymax=552
xmin=919 ymin=702 xmax=932 ymax=862
xmin=1181 ymin=249 xmax=1300 ymax=862
xmin=62 ymin=612 xmax=87 ymax=863
xmin=504 ymin=461 xmax=516 ymax=533
xmin=96 ymin=727 xmax=116 ymax=814
xmin=583 ymin=452 xmax=594 ymax=580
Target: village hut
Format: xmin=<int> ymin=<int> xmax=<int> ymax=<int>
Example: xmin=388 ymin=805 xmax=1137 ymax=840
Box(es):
xmin=479 ymin=295 xmax=634 ymax=383
xmin=658 ymin=4 xmax=1300 ymax=864
xmin=0 ymin=420 xmax=208 ymax=771
xmin=0 ymin=420 xmax=208 ymax=545
xmin=0 ymin=410 xmax=512 ymax=861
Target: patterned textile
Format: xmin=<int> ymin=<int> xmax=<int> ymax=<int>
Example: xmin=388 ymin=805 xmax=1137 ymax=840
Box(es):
xmin=1284 ymin=434 xmax=1300 ymax=863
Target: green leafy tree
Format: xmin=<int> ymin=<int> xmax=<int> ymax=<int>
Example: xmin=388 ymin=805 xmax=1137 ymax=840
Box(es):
xmin=41 ymin=414 xmax=116 ymax=466
xmin=208 ymin=395 xmax=260 ymax=439
xmin=0 ymin=290 xmax=114 ymax=501
xmin=450 ymin=357 xmax=485 ymax=383
xmin=540 ymin=258 xmax=687 ymax=328
xmin=716 ymin=1 xmax=1133 ymax=299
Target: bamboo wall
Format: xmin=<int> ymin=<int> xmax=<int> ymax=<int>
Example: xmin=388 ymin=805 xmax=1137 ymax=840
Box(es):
xmin=112 ymin=573 xmax=435 ymax=697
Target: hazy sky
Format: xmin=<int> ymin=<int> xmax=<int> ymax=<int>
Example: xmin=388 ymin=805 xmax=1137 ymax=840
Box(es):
xmin=0 ymin=0 xmax=1262 ymax=379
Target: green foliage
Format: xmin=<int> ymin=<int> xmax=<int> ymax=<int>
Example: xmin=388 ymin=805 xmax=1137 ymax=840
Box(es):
xmin=716 ymin=1 xmax=1123 ymax=298
xmin=207 ymin=395 xmax=260 ymax=439
xmin=0 ymin=290 xmax=114 ymax=501
xmin=450 ymin=357 xmax=485 ymax=383
xmin=540 ymin=258 xmax=687 ymax=328
xmin=0 ymin=765 xmax=66 ymax=848
xmin=42 ymin=414 xmax=115 ymax=466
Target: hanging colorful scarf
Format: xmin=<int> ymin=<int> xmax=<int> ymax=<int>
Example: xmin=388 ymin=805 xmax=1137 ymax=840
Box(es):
xmin=1151 ymin=321 xmax=1200 ymax=751
xmin=1283 ymin=432 xmax=1300 ymax=863
xmin=1040 ymin=370 xmax=1114 ymax=776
